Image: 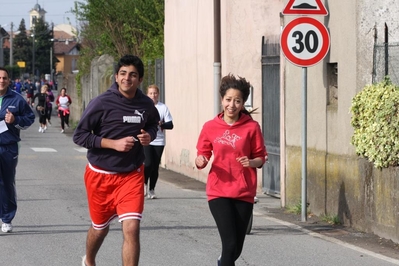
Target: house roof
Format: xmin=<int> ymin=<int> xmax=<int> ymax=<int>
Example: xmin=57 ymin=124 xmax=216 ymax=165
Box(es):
xmin=0 ymin=28 xmax=8 ymax=38
xmin=53 ymin=40 xmax=79 ymax=55
xmin=53 ymin=30 xmax=74 ymax=40
xmin=54 ymin=24 xmax=76 ymax=37
xmin=2 ymin=30 xmax=78 ymax=52
xmin=2 ymin=25 xmax=79 ymax=58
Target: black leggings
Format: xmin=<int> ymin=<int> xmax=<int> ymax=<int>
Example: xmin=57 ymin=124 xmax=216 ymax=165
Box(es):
xmin=36 ymin=107 xmax=47 ymax=125
xmin=143 ymin=145 xmax=164 ymax=190
xmin=46 ymin=104 xmax=52 ymax=121
xmin=209 ymin=198 xmax=253 ymax=266
xmin=58 ymin=110 xmax=70 ymax=130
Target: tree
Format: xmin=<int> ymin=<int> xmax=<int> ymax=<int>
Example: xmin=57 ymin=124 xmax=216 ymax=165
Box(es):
xmin=30 ymin=17 xmax=53 ymax=79
xmin=13 ymin=19 xmax=31 ymax=72
xmin=72 ymin=0 xmax=164 ymax=84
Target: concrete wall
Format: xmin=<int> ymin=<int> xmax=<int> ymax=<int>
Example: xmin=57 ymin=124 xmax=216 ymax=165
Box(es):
xmin=284 ymin=0 xmax=399 ymax=242
xmin=61 ymin=55 xmax=114 ymax=125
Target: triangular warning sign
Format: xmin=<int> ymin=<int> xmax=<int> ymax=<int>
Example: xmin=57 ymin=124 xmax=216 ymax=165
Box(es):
xmin=282 ymin=0 xmax=328 ymax=16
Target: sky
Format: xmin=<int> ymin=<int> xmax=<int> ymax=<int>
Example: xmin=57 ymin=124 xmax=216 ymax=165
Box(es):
xmin=1 ymin=0 xmax=78 ymax=31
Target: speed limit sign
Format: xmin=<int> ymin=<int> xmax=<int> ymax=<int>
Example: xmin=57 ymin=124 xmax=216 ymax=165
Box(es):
xmin=281 ymin=17 xmax=330 ymax=67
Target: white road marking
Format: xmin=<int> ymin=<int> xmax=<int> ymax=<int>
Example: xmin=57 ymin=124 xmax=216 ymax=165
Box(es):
xmin=31 ymin=148 xmax=57 ymax=152
xmin=74 ymin=148 xmax=87 ymax=153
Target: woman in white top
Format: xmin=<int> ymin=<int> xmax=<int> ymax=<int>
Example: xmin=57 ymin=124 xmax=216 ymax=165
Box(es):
xmin=143 ymin=84 xmax=174 ymax=199
xmin=55 ymin=87 xmax=72 ymax=133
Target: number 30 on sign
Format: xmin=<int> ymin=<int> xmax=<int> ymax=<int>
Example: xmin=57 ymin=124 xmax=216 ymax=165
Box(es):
xmin=281 ymin=17 xmax=330 ymax=67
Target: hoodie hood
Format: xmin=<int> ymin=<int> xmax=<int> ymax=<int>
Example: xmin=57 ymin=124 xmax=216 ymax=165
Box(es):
xmin=214 ymin=112 xmax=253 ymax=127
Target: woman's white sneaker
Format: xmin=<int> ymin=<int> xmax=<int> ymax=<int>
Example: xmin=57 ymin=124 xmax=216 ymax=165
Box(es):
xmin=148 ymin=190 xmax=157 ymax=199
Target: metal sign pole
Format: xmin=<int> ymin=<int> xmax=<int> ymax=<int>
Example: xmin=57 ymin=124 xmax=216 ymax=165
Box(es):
xmin=301 ymin=67 xmax=308 ymax=222
xmin=281 ymin=0 xmax=330 ymax=224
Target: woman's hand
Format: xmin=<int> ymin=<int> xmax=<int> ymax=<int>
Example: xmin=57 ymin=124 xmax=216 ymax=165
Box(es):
xmin=236 ymin=156 xmax=250 ymax=167
xmin=237 ymin=156 xmax=264 ymax=168
xmin=195 ymin=155 xmax=208 ymax=169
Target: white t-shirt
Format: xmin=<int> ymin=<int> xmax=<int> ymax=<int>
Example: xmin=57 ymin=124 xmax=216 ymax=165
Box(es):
xmin=58 ymin=96 xmax=70 ymax=109
xmin=150 ymin=101 xmax=173 ymax=146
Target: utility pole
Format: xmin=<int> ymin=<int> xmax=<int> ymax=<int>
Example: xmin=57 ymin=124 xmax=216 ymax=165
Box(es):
xmin=50 ymin=46 xmax=52 ymax=82
xmin=0 ymin=24 xmax=8 ymax=68
xmin=50 ymin=22 xmax=54 ymax=83
xmin=32 ymin=18 xmax=36 ymax=79
xmin=9 ymin=22 xmax=13 ymax=67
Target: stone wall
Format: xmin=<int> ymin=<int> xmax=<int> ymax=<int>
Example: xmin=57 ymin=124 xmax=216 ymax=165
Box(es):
xmin=59 ymin=55 xmax=115 ymax=124
xmin=286 ymin=145 xmax=399 ymax=243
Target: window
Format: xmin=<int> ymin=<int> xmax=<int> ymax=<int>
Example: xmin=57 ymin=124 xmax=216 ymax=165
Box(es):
xmin=327 ymin=63 xmax=338 ymax=106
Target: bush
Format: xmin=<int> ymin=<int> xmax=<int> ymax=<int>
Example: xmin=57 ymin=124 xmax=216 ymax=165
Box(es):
xmin=350 ymin=77 xmax=399 ymax=168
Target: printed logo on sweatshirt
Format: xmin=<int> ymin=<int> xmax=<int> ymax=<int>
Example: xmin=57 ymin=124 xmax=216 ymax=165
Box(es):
xmin=123 ymin=116 xmax=141 ymax=123
xmin=214 ymin=130 xmax=241 ymax=148
xmin=123 ymin=110 xmax=146 ymax=123
xmin=134 ymin=110 xmax=145 ymax=120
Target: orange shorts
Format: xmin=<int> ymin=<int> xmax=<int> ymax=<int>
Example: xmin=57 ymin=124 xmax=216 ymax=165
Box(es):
xmin=84 ymin=163 xmax=144 ymax=230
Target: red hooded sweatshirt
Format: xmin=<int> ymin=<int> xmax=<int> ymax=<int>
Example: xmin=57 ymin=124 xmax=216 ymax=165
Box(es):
xmin=196 ymin=112 xmax=267 ymax=203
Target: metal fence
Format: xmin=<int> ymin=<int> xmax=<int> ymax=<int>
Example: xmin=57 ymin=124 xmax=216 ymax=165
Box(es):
xmin=373 ymin=43 xmax=399 ymax=84
xmin=144 ymin=58 xmax=165 ymax=102
xmin=261 ymin=36 xmax=281 ymax=197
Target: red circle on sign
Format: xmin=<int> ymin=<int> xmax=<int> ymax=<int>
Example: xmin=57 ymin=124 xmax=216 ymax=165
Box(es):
xmin=281 ymin=17 xmax=330 ymax=67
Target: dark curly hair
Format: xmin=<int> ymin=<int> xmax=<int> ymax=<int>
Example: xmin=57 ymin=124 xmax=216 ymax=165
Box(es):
xmin=219 ymin=74 xmax=257 ymax=116
xmin=219 ymin=74 xmax=251 ymax=102
xmin=115 ymin=55 xmax=144 ymax=78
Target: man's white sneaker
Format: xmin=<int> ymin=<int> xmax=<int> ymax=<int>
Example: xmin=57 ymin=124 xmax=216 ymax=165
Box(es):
xmin=38 ymin=127 xmax=42 ymax=132
xmin=148 ymin=190 xmax=157 ymax=199
xmin=44 ymin=125 xmax=47 ymax=130
xmin=60 ymin=129 xmax=64 ymax=133
xmin=81 ymin=255 xmax=87 ymax=266
xmin=1 ymin=223 xmax=12 ymax=233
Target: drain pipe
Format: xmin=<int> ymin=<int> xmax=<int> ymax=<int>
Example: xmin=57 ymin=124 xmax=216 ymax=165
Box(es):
xmin=214 ymin=0 xmax=221 ymax=116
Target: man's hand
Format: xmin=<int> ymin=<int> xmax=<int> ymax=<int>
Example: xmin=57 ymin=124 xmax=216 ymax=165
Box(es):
xmin=113 ymin=136 xmax=136 ymax=152
xmin=137 ymin=129 xmax=151 ymax=146
xmin=5 ymin=109 xmax=15 ymax=124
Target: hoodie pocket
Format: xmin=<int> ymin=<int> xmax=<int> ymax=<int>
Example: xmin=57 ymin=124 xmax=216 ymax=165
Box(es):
xmin=207 ymin=165 xmax=252 ymax=198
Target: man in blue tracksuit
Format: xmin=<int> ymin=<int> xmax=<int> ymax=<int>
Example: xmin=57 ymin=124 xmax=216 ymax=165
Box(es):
xmin=0 ymin=67 xmax=35 ymax=233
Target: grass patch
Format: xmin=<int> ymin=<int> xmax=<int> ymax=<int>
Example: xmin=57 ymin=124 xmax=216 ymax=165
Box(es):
xmin=286 ymin=202 xmax=303 ymax=215
xmin=320 ymin=214 xmax=341 ymax=225
xmin=285 ymin=202 xmax=312 ymax=216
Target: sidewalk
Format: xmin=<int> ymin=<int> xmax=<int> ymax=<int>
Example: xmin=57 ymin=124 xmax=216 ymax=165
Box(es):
xmin=159 ymin=167 xmax=399 ymax=263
